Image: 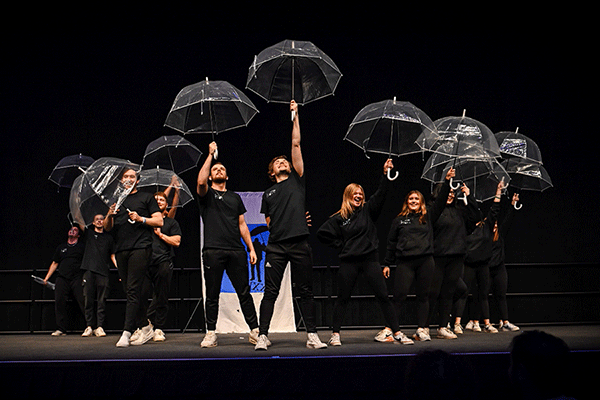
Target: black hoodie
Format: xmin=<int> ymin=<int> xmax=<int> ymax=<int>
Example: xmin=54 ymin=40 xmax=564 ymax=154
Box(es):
xmin=465 ymin=200 xmax=501 ymax=265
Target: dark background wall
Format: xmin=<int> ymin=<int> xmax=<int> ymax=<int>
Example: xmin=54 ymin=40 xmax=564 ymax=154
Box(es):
xmin=3 ymin=6 xmax=597 ymax=284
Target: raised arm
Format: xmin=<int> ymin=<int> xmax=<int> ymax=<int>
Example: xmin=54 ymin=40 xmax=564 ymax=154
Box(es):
xmin=197 ymin=141 xmax=217 ymax=197
xmin=290 ymin=100 xmax=304 ymax=177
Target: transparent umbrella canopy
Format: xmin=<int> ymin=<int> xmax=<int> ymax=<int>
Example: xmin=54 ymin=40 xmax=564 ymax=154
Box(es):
xmin=48 ymin=153 xmax=94 ymax=190
xmin=495 ymin=128 xmax=544 ymax=165
xmin=142 ymin=135 xmax=202 ymax=174
xmin=137 ymin=167 xmax=194 ymax=209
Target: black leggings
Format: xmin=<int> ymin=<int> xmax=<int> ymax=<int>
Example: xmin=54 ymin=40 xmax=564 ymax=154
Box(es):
xmin=392 ymin=255 xmax=434 ymax=328
xmin=428 ymin=255 xmax=464 ymax=328
xmin=453 ymin=262 xmax=491 ymax=321
xmin=333 ymin=258 xmax=399 ymax=333
xmin=489 ymin=263 xmax=509 ymax=321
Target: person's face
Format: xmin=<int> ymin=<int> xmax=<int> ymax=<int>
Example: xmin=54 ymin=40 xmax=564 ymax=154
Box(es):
xmin=155 ymin=195 xmax=168 ymax=212
xmin=93 ymin=214 xmax=104 ymax=229
xmin=447 ymin=189 xmax=456 ymax=204
xmin=407 ymin=193 xmax=421 ymax=212
xmin=210 ymin=164 xmax=228 ymax=183
xmin=68 ymin=226 xmax=80 ymax=238
xmin=121 ymin=169 xmax=138 ymax=190
xmin=350 ymin=188 xmax=364 ymax=209
xmin=272 ymin=158 xmax=291 ymax=177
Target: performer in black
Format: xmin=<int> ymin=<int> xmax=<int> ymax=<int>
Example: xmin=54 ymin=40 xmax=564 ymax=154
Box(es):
xmin=255 ymin=100 xmax=327 ymax=350
xmin=197 ymin=141 xmax=259 ymax=348
xmin=317 ymin=159 xmax=414 ymax=345
xmin=104 ymin=167 xmax=163 ymax=347
xmin=80 ymin=214 xmax=116 ymax=338
xmin=43 ymin=225 xmax=86 ymax=335
xmin=145 ymin=191 xmax=182 ymax=342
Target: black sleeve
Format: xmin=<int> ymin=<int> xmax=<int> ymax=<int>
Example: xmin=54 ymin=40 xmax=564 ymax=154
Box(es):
xmin=367 ymin=174 xmax=390 ymax=221
xmin=383 ymin=217 xmax=400 ymax=265
xmin=316 ymin=216 xmax=343 ymax=250
xmin=428 ymin=180 xmax=450 ymax=224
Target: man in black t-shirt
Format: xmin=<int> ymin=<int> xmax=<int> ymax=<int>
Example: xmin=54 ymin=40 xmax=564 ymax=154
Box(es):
xmin=255 ymin=100 xmax=326 ymax=350
xmin=43 ymin=226 xmax=86 ymax=335
xmin=145 ymin=191 xmax=182 ymax=342
xmin=80 ymin=214 xmax=116 ymax=338
xmin=197 ymin=141 xmax=259 ymax=348
xmin=104 ymin=167 xmax=163 ymax=347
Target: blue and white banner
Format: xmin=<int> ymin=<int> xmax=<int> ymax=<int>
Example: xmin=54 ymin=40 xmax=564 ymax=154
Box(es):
xmin=200 ymin=191 xmax=296 ymax=333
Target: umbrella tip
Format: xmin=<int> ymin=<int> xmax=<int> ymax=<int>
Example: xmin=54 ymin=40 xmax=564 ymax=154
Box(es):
xmin=462 ymin=109 xmax=466 ymax=117
xmin=206 ymin=77 xmax=209 ymax=84
xmin=393 ymin=96 xmax=396 ymax=103
xmin=515 ymin=127 xmax=519 ymax=133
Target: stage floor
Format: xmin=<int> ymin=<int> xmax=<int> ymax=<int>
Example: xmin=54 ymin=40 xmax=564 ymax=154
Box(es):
xmin=2 ymin=325 xmax=599 ymax=399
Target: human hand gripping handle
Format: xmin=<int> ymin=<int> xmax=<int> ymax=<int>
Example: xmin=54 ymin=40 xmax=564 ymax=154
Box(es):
xmin=384 ymin=158 xmax=398 ymax=181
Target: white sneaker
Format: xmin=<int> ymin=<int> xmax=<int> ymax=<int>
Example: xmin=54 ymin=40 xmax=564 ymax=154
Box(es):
xmin=82 ymin=326 xmax=93 ymax=337
xmin=413 ymin=327 xmax=431 ymax=341
xmin=153 ymin=329 xmax=166 ymax=342
xmin=500 ymin=321 xmax=520 ymax=332
xmin=454 ymin=324 xmax=464 ymax=335
xmin=483 ymin=324 xmax=498 ymax=333
xmin=130 ymin=328 xmax=142 ymax=342
xmin=200 ymin=331 xmax=218 ymax=348
xmin=93 ymin=327 xmax=106 ymax=337
xmin=465 ymin=320 xmax=474 ymax=330
xmin=328 ymin=333 xmax=342 ymax=346
xmin=249 ymin=328 xmax=260 ymax=345
xmin=394 ymin=331 xmax=414 ymax=345
xmin=51 ymin=330 xmax=66 ymax=336
xmin=130 ymin=323 xmax=154 ymax=346
xmin=306 ymin=332 xmax=327 ymax=349
xmin=254 ymin=334 xmax=271 ymax=350
xmin=116 ymin=331 xmax=131 ymax=347
xmin=437 ymin=327 xmax=458 ymax=339
xmin=374 ymin=327 xmax=394 ymax=342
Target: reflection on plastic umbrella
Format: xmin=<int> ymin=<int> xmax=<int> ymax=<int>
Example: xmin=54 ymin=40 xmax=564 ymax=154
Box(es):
xmin=48 ymin=154 xmax=95 ymax=190
xmin=429 ymin=110 xmax=501 ymax=189
xmin=422 ymin=148 xmax=510 ymax=203
xmin=344 ymin=97 xmax=439 ymax=180
xmin=246 ymin=39 xmax=342 ymax=120
xmin=142 ymin=135 xmax=202 ymax=174
xmin=69 ymin=157 xmax=140 ymax=227
xmin=32 ymin=275 xmax=55 ymax=290
xmin=501 ymin=158 xmax=553 ymax=209
xmin=164 ymin=78 xmax=258 ymax=159
xmin=495 ymin=128 xmax=544 ymax=165
xmin=137 ymin=167 xmax=194 ymax=209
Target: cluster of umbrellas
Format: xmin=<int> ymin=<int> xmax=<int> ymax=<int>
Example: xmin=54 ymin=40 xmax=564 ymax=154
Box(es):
xmin=49 ymin=38 xmax=551 ymax=227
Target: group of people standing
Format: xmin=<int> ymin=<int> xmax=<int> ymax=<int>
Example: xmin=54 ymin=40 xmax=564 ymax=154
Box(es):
xmin=45 ymin=100 xmax=520 ymax=350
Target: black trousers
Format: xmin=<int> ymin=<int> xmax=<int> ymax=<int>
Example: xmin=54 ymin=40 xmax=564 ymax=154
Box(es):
xmin=83 ymin=270 xmax=109 ymax=328
xmin=489 ymin=263 xmax=509 ymax=321
xmin=203 ymin=248 xmax=258 ymax=332
xmin=259 ymin=238 xmax=317 ymax=336
xmin=146 ymin=260 xmax=173 ymax=330
xmin=333 ymin=258 xmax=399 ymax=333
xmin=428 ymin=255 xmax=464 ymax=328
xmin=453 ymin=262 xmax=491 ymax=321
xmin=393 ymin=255 xmax=435 ymax=328
xmin=54 ymin=275 xmax=85 ymax=333
xmin=116 ymin=248 xmax=151 ymax=333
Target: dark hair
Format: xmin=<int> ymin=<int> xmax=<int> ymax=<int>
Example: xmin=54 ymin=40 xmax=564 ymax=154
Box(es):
xmin=267 ymin=155 xmax=290 ymax=182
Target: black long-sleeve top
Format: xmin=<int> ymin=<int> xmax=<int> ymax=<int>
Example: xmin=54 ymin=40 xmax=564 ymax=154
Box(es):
xmin=317 ymin=175 xmax=389 ymax=262
xmin=465 ymin=200 xmax=501 ymax=265
xmin=383 ymin=181 xmax=450 ymax=264
xmin=429 ymin=184 xmax=480 ymax=257
xmin=489 ymin=200 xmax=516 ymax=268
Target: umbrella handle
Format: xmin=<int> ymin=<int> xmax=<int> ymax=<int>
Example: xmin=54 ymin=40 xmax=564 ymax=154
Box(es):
xmin=449 ymin=177 xmax=461 ymax=190
xmin=213 ymin=148 xmax=218 ymax=160
xmin=291 ymin=110 xmax=296 ymax=122
xmin=387 ymin=168 xmax=399 ymax=181
xmin=513 ymin=201 xmax=523 ymax=210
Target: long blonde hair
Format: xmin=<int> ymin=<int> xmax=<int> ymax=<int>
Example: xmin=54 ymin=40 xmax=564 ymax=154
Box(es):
xmin=336 ymin=183 xmax=364 ymax=219
xmin=398 ymin=190 xmax=428 ymax=224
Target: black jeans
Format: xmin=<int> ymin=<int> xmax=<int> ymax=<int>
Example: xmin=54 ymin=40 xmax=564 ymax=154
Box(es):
xmin=202 ymin=248 xmax=258 ymax=332
xmin=259 ymin=238 xmax=316 ymax=336
xmin=54 ymin=275 xmax=85 ymax=333
xmin=334 ymin=258 xmax=399 ymax=333
xmin=428 ymin=255 xmax=464 ymax=328
xmin=453 ymin=262 xmax=491 ymax=321
xmin=393 ymin=255 xmax=435 ymax=328
xmin=83 ymin=270 xmax=109 ymax=328
xmin=146 ymin=260 xmax=173 ymax=330
xmin=116 ymin=248 xmax=151 ymax=333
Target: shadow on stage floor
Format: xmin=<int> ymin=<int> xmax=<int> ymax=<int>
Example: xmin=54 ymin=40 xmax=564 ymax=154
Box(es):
xmin=1 ymin=325 xmax=599 ymax=399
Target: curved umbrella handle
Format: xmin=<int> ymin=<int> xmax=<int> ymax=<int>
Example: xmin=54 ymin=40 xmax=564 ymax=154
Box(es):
xmin=449 ymin=177 xmax=461 ymax=190
xmin=387 ymin=168 xmax=399 ymax=181
xmin=213 ymin=148 xmax=218 ymax=160
xmin=513 ymin=201 xmax=522 ymax=210
xmin=457 ymin=193 xmax=468 ymax=205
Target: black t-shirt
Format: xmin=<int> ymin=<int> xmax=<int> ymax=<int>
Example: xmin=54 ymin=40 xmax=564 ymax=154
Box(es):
xmin=52 ymin=240 xmax=86 ymax=280
xmin=198 ymin=187 xmax=246 ymax=250
xmin=151 ymin=216 xmax=182 ymax=264
xmin=112 ymin=190 xmax=161 ymax=252
xmin=261 ymin=168 xmax=309 ymax=243
xmin=81 ymin=229 xmax=116 ymax=276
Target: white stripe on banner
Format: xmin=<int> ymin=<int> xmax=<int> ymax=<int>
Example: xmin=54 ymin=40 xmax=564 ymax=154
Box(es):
xmin=200 ymin=191 xmax=296 ymax=333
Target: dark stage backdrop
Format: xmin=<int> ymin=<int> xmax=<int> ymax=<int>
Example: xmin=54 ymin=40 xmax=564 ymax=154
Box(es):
xmin=2 ymin=7 xmax=597 ymax=281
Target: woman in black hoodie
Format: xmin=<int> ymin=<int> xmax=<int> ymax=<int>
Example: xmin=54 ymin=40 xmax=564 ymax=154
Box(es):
xmin=317 ymin=159 xmax=413 ymax=346
xmin=381 ymin=167 xmax=455 ymax=341
xmin=426 ymin=174 xmax=479 ymax=339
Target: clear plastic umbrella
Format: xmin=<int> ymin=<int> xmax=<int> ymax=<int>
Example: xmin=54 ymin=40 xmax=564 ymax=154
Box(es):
xmin=69 ymin=157 xmax=140 ymax=227
xmin=246 ymin=39 xmax=342 ymax=119
xmin=495 ymin=128 xmax=544 ymax=165
xmin=48 ymin=153 xmax=94 ymax=190
xmin=344 ymin=97 xmax=439 ymax=180
xmin=164 ymin=78 xmax=258 ymax=159
xmin=137 ymin=167 xmax=194 ymax=209
xmin=142 ymin=135 xmax=202 ymax=174
xmin=501 ymin=158 xmax=553 ymax=209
